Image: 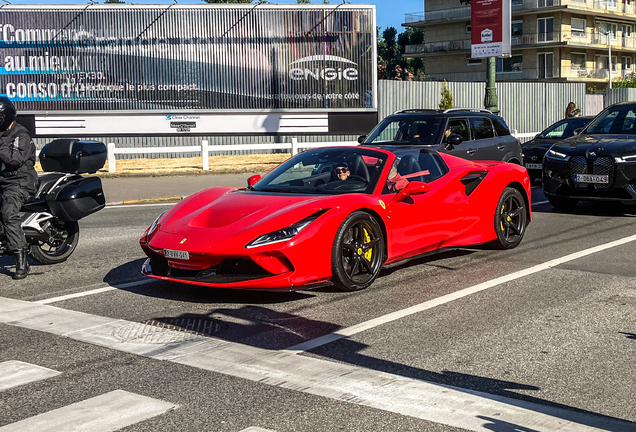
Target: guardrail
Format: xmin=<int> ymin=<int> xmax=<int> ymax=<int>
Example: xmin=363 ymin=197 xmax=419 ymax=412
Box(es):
xmin=104 ymin=132 xmax=538 ymax=173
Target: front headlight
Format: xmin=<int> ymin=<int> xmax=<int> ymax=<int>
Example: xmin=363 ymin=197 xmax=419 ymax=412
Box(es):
xmin=615 ymin=154 xmax=636 ymax=163
xmin=545 ymin=148 xmax=570 ymax=161
xmin=147 ymin=210 xmax=169 ymax=236
xmin=246 ymin=210 xmax=328 ymax=249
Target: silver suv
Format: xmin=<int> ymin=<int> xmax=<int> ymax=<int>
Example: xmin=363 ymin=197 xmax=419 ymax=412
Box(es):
xmin=359 ymin=108 xmax=523 ymax=164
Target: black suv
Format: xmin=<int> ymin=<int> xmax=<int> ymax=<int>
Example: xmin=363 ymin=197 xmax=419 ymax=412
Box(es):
xmin=359 ymin=108 xmax=523 ymax=164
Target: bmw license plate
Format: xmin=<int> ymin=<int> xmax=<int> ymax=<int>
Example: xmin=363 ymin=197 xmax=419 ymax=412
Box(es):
xmin=573 ymin=174 xmax=609 ymax=184
xmin=525 ymin=163 xmax=542 ymax=170
xmin=164 ymin=249 xmax=190 ymax=260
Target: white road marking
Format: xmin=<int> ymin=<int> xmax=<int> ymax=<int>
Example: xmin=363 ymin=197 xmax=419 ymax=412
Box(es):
xmin=284 ymin=233 xmax=636 ymax=353
xmin=0 ymin=390 xmax=176 ymax=432
xmin=0 ymin=296 xmax=632 ymax=432
xmin=35 ymin=279 xmax=156 ymax=305
xmin=0 ymin=361 xmax=60 ymax=392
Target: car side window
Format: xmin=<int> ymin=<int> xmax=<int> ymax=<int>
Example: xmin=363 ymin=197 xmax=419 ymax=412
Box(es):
xmin=383 ymin=150 xmax=446 ymax=193
xmin=470 ymin=117 xmax=495 ymax=140
xmin=545 ymin=122 xmax=568 ymax=138
xmin=491 ymin=117 xmax=511 ymax=136
xmin=445 ymin=118 xmax=470 ymax=142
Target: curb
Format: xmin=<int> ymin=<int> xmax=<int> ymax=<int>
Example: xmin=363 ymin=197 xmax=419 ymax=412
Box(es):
xmin=106 ymin=196 xmax=185 ymax=206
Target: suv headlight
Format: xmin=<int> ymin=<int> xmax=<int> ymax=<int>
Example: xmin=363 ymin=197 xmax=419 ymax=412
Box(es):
xmin=545 ymin=148 xmax=570 ymax=161
xmin=615 ymin=155 xmax=636 ymax=163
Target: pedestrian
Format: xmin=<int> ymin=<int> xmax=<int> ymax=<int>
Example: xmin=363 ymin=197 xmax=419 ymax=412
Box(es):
xmin=565 ymin=102 xmax=581 ymax=118
xmin=0 ymin=96 xmax=38 ymax=279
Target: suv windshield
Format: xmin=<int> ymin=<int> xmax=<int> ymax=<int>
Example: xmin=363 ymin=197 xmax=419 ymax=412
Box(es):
xmin=584 ymin=106 xmax=636 ymax=135
xmin=252 ymin=147 xmax=387 ymax=195
xmin=364 ymin=116 xmax=444 ymax=145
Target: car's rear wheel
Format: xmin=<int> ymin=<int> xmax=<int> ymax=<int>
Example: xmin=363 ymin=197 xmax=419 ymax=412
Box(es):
xmin=547 ymin=195 xmax=578 ymax=210
xmin=331 ymin=211 xmax=384 ymax=291
xmin=493 ymin=187 xmax=527 ymax=249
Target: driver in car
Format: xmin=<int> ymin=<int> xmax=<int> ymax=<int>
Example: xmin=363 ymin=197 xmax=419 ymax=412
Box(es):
xmin=333 ymin=162 xmax=350 ymax=181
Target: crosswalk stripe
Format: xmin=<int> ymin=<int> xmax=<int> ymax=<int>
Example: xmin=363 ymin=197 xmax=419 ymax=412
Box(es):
xmin=0 ymin=389 xmax=176 ymax=432
xmin=0 ymin=361 xmax=61 ymax=392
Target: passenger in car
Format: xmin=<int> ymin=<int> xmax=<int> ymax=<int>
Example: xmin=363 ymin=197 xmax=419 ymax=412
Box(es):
xmin=386 ymin=164 xmax=409 ymax=192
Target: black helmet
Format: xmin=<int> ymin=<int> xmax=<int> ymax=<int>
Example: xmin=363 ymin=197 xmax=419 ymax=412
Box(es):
xmin=0 ymin=96 xmax=16 ymax=131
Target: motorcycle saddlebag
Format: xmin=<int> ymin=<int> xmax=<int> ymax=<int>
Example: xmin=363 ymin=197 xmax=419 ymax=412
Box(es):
xmin=46 ymin=176 xmax=106 ymax=221
xmin=39 ymin=139 xmax=107 ymax=174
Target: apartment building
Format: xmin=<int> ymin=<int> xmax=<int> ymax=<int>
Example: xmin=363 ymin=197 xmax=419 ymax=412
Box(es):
xmin=403 ymin=0 xmax=636 ymax=86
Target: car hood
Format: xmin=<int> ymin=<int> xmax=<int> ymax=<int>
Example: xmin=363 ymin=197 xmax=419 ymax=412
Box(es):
xmin=555 ymin=134 xmax=636 ymax=154
xmin=523 ymin=138 xmax=560 ymax=149
xmin=159 ymin=188 xmax=336 ymax=236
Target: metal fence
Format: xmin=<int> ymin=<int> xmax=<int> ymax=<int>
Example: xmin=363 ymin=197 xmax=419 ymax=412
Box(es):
xmin=34 ymin=80 xmax=633 ymax=155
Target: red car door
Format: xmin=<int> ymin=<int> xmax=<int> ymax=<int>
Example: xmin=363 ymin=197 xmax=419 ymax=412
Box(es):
xmin=382 ymin=152 xmax=468 ymax=263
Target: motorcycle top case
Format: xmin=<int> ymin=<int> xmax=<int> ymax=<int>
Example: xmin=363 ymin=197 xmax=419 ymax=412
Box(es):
xmin=46 ymin=176 xmax=106 ymax=221
xmin=39 ymin=139 xmax=107 ymax=174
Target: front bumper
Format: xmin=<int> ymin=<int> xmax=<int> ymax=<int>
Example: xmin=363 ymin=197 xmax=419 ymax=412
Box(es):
xmin=543 ymin=156 xmax=636 ymax=203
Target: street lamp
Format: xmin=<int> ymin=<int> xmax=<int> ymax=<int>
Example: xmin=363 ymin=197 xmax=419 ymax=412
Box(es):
xmin=598 ymin=27 xmax=613 ymax=89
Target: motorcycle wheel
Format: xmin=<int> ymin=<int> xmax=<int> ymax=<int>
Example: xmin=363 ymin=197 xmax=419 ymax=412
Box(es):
xmin=29 ymin=220 xmax=80 ymax=265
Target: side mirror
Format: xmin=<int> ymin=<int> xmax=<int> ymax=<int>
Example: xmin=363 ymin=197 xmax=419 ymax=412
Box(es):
xmin=535 ymin=133 xmax=542 ymax=139
xmin=247 ymin=174 xmax=261 ymax=187
xmin=392 ymin=181 xmax=430 ymax=202
xmin=445 ymin=133 xmax=463 ymax=150
xmin=357 ymin=135 xmax=367 ymax=144
xmin=573 ymin=128 xmax=583 ymax=135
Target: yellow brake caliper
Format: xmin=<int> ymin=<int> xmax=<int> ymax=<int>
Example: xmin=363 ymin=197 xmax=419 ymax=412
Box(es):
xmin=363 ymin=227 xmax=373 ymax=261
xmin=500 ymin=204 xmax=505 ymax=231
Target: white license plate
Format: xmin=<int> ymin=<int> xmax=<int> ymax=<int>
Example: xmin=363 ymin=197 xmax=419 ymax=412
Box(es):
xmin=164 ymin=249 xmax=190 ymax=260
xmin=525 ymin=163 xmax=542 ymax=170
xmin=573 ymin=174 xmax=609 ymax=184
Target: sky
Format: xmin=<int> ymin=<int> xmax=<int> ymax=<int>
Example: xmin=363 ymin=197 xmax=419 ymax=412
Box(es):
xmin=11 ymin=0 xmax=423 ymax=33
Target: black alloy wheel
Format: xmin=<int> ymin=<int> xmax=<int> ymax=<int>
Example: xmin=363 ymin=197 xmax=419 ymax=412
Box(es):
xmin=493 ymin=187 xmax=527 ymax=249
xmin=331 ymin=211 xmax=384 ymax=291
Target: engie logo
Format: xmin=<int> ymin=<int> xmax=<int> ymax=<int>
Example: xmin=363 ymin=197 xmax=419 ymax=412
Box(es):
xmin=289 ymin=55 xmax=358 ymax=81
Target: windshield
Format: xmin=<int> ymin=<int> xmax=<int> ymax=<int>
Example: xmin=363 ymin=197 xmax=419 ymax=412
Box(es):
xmin=584 ymin=106 xmax=636 ymax=135
xmin=541 ymin=117 xmax=591 ymax=139
xmin=252 ymin=147 xmax=388 ymax=195
xmin=364 ymin=116 xmax=443 ymax=145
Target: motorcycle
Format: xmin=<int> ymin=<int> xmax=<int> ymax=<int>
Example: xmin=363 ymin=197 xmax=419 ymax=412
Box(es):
xmin=0 ymin=139 xmax=107 ymax=264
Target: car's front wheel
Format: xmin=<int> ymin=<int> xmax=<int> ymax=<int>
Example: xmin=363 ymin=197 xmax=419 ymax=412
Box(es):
xmin=493 ymin=187 xmax=527 ymax=249
xmin=331 ymin=211 xmax=384 ymax=291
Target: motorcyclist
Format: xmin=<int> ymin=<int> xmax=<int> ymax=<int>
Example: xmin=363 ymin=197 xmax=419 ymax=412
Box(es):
xmin=0 ymin=97 xmax=37 ymax=279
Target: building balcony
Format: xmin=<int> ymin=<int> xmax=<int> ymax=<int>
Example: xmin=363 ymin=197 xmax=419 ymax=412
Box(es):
xmin=405 ymin=0 xmax=635 ymax=25
xmin=405 ymin=29 xmax=636 ymax=56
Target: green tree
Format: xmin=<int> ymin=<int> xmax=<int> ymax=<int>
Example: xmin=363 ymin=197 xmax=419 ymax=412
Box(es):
xmin=378 ymin=26 xmax=425 ymax=80
xmin=612 ymin=74 xmax=636 ymax=88
xmin=297 ymin=0 xmax=311 ymax=3
xmin=439 ymin=81 xmax=453 ymax=109
xmin=378 ymin=27 xmax=400 ymax=79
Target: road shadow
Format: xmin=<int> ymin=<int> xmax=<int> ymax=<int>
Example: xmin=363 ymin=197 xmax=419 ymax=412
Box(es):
xmin=532 ymin=199 xmax=636 ymax=216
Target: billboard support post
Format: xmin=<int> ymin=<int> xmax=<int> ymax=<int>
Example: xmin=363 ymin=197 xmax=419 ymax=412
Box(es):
xmin=485 ymin=57 xmax=499 ymax=114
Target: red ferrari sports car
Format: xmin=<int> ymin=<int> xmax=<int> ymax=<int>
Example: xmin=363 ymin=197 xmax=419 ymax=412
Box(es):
xmin=140 ymin=145 xmax=531 ymax=291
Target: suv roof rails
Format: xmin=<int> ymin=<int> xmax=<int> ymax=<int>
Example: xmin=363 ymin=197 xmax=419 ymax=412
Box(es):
xmin=391 ymin=108 xmax=494 ymax=115
xmin=391 ymin=108 xmax=440 ymax=115
xmin=442 ymin=108 xmax=493 ymax=114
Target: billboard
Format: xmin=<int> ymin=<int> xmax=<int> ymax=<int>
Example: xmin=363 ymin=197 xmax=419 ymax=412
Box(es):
xmin=0 ymin=4 xmax=377 ymax=136
xmin=470 ymin=0 xmax=511 ymax=58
